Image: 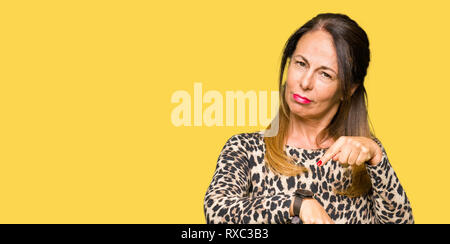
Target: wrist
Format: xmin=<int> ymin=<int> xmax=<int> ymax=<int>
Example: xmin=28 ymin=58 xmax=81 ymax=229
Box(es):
xmin=289 ymin=196 xmax=295 ymax=217
xmin=290 ymin=189 xmax=314 ymax=224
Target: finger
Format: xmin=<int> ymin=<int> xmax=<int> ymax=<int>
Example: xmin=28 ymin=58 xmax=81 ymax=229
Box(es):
xmin=333 ymin=152 xmax=347 ymax=166
xmin=347 ymin=148 xmax=360 ymax=166
xmin=317 ymin=137 xmax=346 ymax=166
xmin=355 ymin=150 xmax=369 ymax=166
xmin=325 ymin=214 xmax=334 ymax=224
xmin=338 ymin=146 xmax=352 ymax=166
xmin=332 ymin=153 xmax=339 ymax=161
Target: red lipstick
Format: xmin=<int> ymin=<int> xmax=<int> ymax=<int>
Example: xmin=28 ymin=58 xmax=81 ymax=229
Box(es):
xmin=293 ymin=93 xmax=311 ymax=104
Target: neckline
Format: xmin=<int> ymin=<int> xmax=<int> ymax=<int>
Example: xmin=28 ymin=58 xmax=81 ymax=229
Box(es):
xmin=285 ymin=144 xmax=329 ymax=152
xmin=257 ymin=131 xmax=330 ymax=152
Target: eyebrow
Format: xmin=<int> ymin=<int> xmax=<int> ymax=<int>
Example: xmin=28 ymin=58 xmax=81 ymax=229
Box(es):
xmin=293 ymin=54 xmax=337 ymax=74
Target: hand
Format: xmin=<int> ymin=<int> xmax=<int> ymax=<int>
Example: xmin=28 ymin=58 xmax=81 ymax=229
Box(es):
xmin=317 ymin=136 xmax=382 ymax=167
xmin=300 ymin=199 xmax=334 ymax=224
xmin=290 ymin=197 xmax=334 ymax=224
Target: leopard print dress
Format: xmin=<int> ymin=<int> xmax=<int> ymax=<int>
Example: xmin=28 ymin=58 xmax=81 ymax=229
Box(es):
xmin=203 ymin=131 xmax=414 ymax=224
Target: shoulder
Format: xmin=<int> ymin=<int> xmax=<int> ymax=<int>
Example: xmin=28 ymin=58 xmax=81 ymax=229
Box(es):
xmin=227 ymin=131 xmax=264 ymax=143
xmin=222 ymin=131 xmax=265 ymax=152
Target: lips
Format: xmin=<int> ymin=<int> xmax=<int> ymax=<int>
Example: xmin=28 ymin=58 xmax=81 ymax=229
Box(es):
xmin=293 ymin=93 xmax=311 ymax=104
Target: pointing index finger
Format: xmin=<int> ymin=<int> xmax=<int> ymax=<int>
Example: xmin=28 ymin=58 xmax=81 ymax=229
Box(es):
xmin=317 ymin=149 xmax=337 ymax=167
xmin=317 ymin=138 xmax=345 ymax=166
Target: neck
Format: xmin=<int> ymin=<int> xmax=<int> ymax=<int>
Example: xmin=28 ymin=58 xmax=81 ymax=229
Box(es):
xmin=286 ymin=107 xmax=338 ymax=149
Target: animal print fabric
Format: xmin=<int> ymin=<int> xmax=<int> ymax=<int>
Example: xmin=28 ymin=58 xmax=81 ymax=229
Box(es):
xmin=204 ymin=132 xmax=414 ymax=224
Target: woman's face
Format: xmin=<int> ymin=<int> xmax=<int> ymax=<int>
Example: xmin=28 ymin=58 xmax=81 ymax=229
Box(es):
xmin=285 ymin=30 xmax=341 ymax=121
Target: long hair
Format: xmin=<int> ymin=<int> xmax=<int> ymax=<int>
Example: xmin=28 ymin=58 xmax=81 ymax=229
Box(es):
xmin=264 ymin=13 xmax=374 ymax=197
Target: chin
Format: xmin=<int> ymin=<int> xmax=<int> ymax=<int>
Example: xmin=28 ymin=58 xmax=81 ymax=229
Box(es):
xmin=290 ymin=110 xmax=309 ymax=119
xmin=287 ymin=103 xmax=307 ymax=117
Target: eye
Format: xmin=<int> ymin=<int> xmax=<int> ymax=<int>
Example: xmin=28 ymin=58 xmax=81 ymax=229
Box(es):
xmin=321 ymin=72 xmax=332 ymax=79
xmin=296 ymin=61 xmax=306 ymax=67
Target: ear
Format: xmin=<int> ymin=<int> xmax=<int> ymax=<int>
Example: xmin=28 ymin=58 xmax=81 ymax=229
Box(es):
xmin=339 ymin=84 xmax=360 ymax=101
xmin=350 ymin=84 xmax=359 ymax=97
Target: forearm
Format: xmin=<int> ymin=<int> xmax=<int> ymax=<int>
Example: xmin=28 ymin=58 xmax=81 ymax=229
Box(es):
xmin=204 ymin=191 xmax=293 ymax=224
xmin=366 ymin=152 xmax=414 ymax=223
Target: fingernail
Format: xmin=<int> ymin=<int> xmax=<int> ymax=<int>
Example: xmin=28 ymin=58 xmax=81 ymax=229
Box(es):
xmin=317 ymin=160 xmax=322 ymax=166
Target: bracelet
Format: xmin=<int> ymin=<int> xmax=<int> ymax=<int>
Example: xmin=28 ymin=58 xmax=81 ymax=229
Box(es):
xmin=291 ymin=194 xmax=303 ymax=224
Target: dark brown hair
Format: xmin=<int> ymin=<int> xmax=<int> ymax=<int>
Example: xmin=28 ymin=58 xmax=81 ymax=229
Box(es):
xmin=264 ymin=13 xmax=375 ymax=197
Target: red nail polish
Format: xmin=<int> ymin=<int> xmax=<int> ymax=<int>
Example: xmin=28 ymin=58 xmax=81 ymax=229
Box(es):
xmin=317 ymin=160 xmax=322 ymax=166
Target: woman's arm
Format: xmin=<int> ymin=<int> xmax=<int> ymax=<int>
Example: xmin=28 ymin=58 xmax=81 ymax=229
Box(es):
xmin=204 ymin=134 xmax=293 ymax=224
xmin=366 ymin=138 xmax=414 ymax=224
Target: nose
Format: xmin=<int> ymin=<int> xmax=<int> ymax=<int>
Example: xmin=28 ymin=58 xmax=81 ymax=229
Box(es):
xmin=299 ymin=70 xmax=314 ymax=90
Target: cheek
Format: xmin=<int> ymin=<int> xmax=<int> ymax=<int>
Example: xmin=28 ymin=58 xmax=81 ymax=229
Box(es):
xmin=284 ymin=80 xmax=297 ymax=102
xmin=284 ymin=83 xmax=291 ymax=104
xmin=285 ymin=69 xmax=299 ymax=93
xmin=314 ymin=83 xmax=340 ymax=102
xmin=286 ymin=66 xmax=300 ymax=84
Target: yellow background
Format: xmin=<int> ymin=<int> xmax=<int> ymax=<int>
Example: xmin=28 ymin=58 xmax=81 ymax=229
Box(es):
xmin=1 ymin=0 xmax=449 ymax=224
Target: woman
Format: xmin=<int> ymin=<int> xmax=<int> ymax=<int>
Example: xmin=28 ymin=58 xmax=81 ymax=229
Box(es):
xmin=203 ymin=13 xmax=414 ymax=224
